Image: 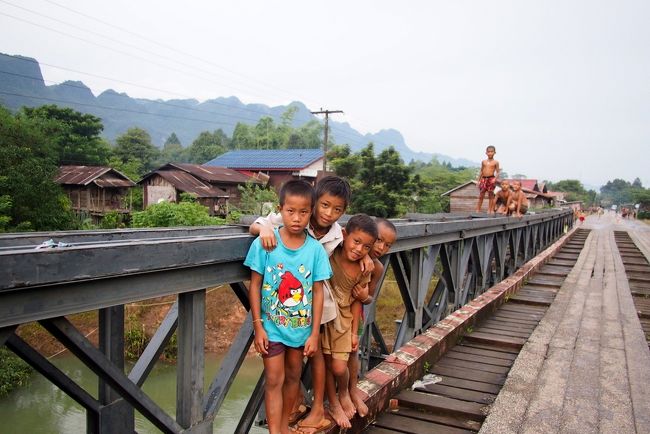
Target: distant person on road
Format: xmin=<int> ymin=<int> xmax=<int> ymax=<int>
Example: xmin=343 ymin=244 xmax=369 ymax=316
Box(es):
xmin=507 ymin=180 xmax=529 ymax=217
xmin=476 ymin=145 xmax=500 ymax=214
xmin=494 ymin=180 xmax=511 ymax=215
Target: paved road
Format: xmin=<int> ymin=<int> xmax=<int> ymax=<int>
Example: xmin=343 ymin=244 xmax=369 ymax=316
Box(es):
xmin=480 ymin=214 xmax=650 ymax=434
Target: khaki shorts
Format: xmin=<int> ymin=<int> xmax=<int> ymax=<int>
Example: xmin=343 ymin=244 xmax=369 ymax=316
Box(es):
xmin=322 ymin=349 xmax=350 ymax=361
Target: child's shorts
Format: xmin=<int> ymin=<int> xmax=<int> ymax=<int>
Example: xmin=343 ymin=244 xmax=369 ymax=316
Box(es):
xmin=322 ymin=348 xmax=350 ymax=361
xmin=479 ymin=176 xmax=497 ymax=193
xmin=263 ymin=341 xmax=304 ymax=359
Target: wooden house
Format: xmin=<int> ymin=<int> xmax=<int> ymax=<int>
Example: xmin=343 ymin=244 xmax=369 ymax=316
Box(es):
xmin=442 ymin=180 xmax=556 ymax=213
xmin=55 ymin=166 xmax=135 ymax=215
xmin=139 ymin=163 xmax=261 ymax=215
xmin=204 ymin=149 xmax=324 ymax=190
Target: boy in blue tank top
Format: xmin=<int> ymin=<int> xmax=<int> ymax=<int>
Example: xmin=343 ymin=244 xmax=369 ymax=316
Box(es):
xmin=245 ymin=180 xmax=332 ymax=434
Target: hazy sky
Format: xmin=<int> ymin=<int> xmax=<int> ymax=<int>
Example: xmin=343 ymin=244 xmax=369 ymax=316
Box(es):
xmin=1 ymin=0 xmax=648 ymax=188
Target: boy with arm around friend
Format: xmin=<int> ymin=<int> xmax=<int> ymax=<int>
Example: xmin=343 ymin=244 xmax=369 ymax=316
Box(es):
xmin=250 ymin=176 xmax=373 ymax=433
xmin=244 ymin=180 xmax=332 ymax=434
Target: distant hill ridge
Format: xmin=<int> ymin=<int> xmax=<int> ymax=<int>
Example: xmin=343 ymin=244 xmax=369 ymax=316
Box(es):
xmin=0 ymin=52 xmax=477 ymax=167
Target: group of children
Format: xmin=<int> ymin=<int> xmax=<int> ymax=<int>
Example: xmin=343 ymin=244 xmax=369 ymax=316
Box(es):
xmin=476 ymin=145 xmax=529 ymax=217
xmin=245 ymin=176 xmax=397 ymax=434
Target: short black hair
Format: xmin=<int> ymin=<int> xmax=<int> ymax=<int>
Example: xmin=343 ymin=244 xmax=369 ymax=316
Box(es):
xmin=279 ymin=180 xmax=315 ymax=207
xmin=375 ymin=218 xmax=397 ymax=234
xmin=486 ymin=145 xmax=496 ymax=152
xmin=345 ymin=213 xmax=378 ymax=239
xmin=315 ymin=176 xmax=351 ymax=208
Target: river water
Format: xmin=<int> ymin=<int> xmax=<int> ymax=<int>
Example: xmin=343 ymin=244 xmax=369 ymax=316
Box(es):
xmin=0 ymin=353 xmax=266 ymax=433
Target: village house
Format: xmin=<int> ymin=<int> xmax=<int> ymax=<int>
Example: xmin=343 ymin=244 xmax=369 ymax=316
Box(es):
xmin=204 ymin=149 xmax=324 ymax=190
xmin=139 ymin=163 xmax=261 ymax=215
xmin=55 ymin=165 xmax=136 ymax=216
xmin=442 ymin=180 xmax=556 ymax=213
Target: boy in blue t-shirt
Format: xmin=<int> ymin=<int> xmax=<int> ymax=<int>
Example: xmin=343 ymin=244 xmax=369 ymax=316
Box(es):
xmin=245 ymin=180 xmax=332 ymax=434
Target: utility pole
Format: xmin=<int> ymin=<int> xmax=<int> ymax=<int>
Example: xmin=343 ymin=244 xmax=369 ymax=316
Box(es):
xmin=311 ymin=108 xmax=343 ymax=172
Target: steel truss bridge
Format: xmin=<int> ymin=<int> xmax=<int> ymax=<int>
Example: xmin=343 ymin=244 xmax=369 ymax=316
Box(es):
xmin=0 ymin=209 xmax=573 ymax=433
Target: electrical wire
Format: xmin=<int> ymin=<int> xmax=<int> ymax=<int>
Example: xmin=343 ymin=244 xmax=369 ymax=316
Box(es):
xmin=1 ymin=5 xmax=415 ymax=153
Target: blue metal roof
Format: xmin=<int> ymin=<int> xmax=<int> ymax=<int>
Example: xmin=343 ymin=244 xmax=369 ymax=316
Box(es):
xmin=204 ymin=149 xmax=323 ymax=170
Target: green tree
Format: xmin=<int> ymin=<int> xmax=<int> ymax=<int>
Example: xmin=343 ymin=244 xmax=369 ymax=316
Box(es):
xmin=113 ymin=127 xmax=159 ymax=173
xmin=0 ymin=107 xmax=75 ymax=230
xmin=186 ymin=129 xmax=228 ymax=163
xmin=328 ymin=145 xmax=361 ymax=179
xmin=411 ymin=157 xmax=478 ymax=213
xmin=164 ymin=132 xmax=181 ymax=147
xmin=231 ymin=123 xmax=254 ymax=149
xmin=254 ymin=117 xmax=276 ymax=149
xmin=632 ymin=189 xmax=650 ymax=208
xmin=20 ymin=105 xmax=111 ymax=165
xmin=343 ymin=144 xmax=413 ymax=217
xmin=547 ymin=179 xmax=599 ymax=206
xmin=160 ymin=132 xmax=186 ymax=163
xmin=236 ymin=182 xmax=279 ymax=215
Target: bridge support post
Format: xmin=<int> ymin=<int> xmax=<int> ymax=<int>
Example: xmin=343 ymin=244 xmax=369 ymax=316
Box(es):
xmin=98 ymin=305 xmax=134 ymax=434
xmin=177 ymin=289 xmax=209 ymax=433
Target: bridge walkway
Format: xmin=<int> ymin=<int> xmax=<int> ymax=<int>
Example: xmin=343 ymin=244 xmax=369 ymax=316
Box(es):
xmin=355 ymin=214 xmax=650 ymax=434
xmin=362 ymin=229 xmax=589 ymax=434
xmin=478 ymin=214 xmax=650 ymax=434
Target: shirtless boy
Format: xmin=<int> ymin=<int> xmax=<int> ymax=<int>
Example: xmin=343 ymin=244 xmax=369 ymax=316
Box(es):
xmin=507 ymin=180 xmax=529 ymax=217
xmin=494 ymin=180 xmax=511 ymax=215
xmin=476 ymin=145 xmax=500 ymax=214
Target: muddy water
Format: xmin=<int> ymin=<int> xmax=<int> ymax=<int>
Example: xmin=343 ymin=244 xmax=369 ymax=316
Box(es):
xmin=0 ymin=354 xmax=266 ymax=433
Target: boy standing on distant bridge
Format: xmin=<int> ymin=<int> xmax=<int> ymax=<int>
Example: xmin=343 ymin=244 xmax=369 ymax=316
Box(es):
xmin=476 ymin=145 xmax=500 ymax=214
xmin=245 ymin=180 xmax=332 ymax=434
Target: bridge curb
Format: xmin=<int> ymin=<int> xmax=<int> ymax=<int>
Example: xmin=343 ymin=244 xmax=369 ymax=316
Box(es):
xmin=348 ymin=225 xmax=578 ymax=433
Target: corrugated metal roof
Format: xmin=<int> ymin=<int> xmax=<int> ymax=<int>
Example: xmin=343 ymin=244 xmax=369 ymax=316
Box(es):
xmin=168 ymin=163 xmax=259 ymax=184
xmin=204 ymin=149 xmax=323 ymax=170
xmin=55 ymin=166 xmax=135 ymax=187
xmin=154 ymin=170 xmax=228 ymax=198
xmin=502 ymin=179 xmax=539 ymax=191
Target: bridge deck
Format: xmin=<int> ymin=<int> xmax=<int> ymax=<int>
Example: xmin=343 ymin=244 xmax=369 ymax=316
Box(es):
xmin=356 ymin=215 xmax=650 ymax=434
xmin=480 ymin=214 xmax=650 ymax=434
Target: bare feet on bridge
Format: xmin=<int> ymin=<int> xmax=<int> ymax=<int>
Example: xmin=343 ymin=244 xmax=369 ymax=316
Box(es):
xmin=339 ymin=391 xmax=357 ymax=420
xmin=327 ymin=399 xmax=352 ymax=429
xmin=350 ymin=386 xmax=369 ymax=417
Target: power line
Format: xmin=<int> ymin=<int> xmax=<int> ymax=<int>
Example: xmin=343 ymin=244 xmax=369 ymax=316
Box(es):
xmin=40 ymin=0 xmax=317 ymax=107
xmin=2 ymin=7 xmax=408 ymax=153
xmin=1 ymin=55 xmax=301 ymax=121
xmin=1 ymin=13 xmax=408 ymax=153
xmin=0 ymin=69 xmax=265 ymax=124
xmin=0 ymin=10 xmax=293 ymax=105
xmin=0 ymin=90 xmax=236 ymax=127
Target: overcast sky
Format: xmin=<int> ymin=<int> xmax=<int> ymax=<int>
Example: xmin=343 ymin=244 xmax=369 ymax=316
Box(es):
xmin=1 ymin=0 xmax=648 ymax=189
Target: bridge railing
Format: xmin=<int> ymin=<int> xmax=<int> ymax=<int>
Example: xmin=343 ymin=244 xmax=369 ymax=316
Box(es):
xmin=0 ymin=208 xmax=573 ymax=433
